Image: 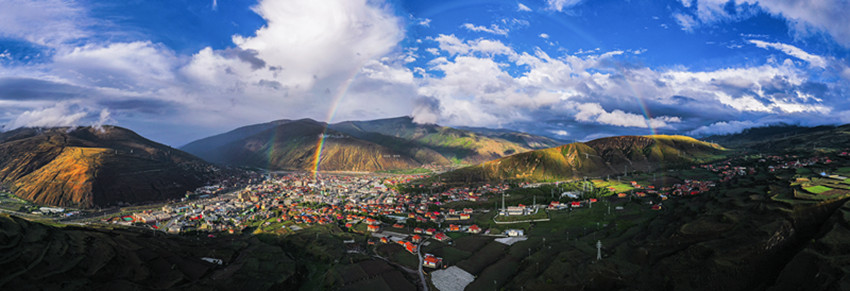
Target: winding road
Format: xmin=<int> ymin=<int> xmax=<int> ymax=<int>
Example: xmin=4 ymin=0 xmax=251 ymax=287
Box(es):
xmin=417 ymin=240 xmax=428 ymax=291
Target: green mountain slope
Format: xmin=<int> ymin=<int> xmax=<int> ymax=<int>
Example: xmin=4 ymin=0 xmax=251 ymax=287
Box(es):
xmin=437 ymin=135 xmax=725 ymax=183
xmin=182 ymin=116 xmax=564 ymax=171
xmin=189 ymin=119 xmax=420 ymax=172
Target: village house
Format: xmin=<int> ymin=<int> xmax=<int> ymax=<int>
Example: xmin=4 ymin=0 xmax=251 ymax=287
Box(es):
xmin=404 ymin=241 xmax=417 ymax=254
xmin=434 ymin=232 xmax=450 ymax=242
xmin=423 ymin=254 xmax=443 ymax=268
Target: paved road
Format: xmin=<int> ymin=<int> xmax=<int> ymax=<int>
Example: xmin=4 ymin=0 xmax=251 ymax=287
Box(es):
xmin=417 ymin=240 xmax=429 ymax=291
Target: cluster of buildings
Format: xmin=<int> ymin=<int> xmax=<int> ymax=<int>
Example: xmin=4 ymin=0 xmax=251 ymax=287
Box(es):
xmin=107 ymin=172 xmax=511 ymax=236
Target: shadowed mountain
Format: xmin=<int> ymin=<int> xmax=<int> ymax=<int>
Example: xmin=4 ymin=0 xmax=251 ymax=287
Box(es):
xmin=182 ymin=116 xmax=562 ymax=171
xmin=330 ymin=116 xmax=550 ymax=164
xmin=180 ymin=119 xmax=292 ymax=164
xmin=704 ymin=124 xmax=838 ymax=148
xmin=706 ymin=124 xmax=849 ymax=154
xmin=435 ymin=135 xmax=726 ymax=183
xmin=0 ymin=126 xmax=216 ymax=208
xmin=184 ymin=119 xmax=420 ymax=172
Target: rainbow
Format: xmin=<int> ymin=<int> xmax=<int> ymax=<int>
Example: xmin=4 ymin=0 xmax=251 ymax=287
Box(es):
xmin=310 ymin=70 xmax=361 ymax=178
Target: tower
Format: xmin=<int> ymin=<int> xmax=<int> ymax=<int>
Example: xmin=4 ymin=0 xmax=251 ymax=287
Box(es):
xmin=501 ymin=191 xmax=506 ymax=216
xmin=596 ymin=240 xmax=602 ymax=261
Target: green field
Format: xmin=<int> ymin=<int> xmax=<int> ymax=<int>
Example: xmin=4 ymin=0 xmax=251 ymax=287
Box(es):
xmin=598 ymin=182 xmax=634 ymax=193
xmin=804 ymin=185 xmax=833 ymax=194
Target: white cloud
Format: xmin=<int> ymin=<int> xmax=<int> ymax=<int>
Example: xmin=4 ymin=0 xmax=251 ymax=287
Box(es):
xmin=53 ymin=41 xmax=178 ymax=91
xmin=546 ymin=0 xmax=585 ymax=12
xmin=0 ymin=0 xmax=90 ymax=47
xmin=5 ymin=102 xmax=89 ymax=129
xmin=551 ymin=130 xmax=569 ymax=136
xmin=749 ymin=39 xmax=827 ymax=68
xmin=673 ymin=13 xmax=698 ymax=32
xmin=518 ymin=3 xmax=532 ymax=12
xmin=461 ymin=23 xmax=509 ymax=36
xmin=232 ymin=0 xmax=403 ymax=91
xmin=574 ymin=103 xmax=680 ymax=128
xmin=539 ymin=33 xmax=550 ymax=39
xmin=688 ymin=120 xmax=762 ymax=136
xmin=678 ymin=0 xmax=850 ymax=47
xmin=434 ymin=35 xmax=514 ymax=56
xmin=412 ymin=33 xmax=844 ymax=137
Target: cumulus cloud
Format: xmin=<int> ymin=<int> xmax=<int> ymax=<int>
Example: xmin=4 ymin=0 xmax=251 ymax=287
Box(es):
xmin=539 ymin=33 xmax=550 ymax=39
xmin=574 ymin=103 xmax=680 ymax=128
xmin=434 ymin=34 xmax=514 ymax=56
xmin=5 ymin=103 xmax=89 ymax=129
xmin=461 ymin=23 xmax=509 ymax=36
xmin=411 ymin=33 xmax=845 ymax=139
xmin=231 ymin=0 xmax=404 ymax=92
xmin=688 ymin=120 xmax=764 ymax=136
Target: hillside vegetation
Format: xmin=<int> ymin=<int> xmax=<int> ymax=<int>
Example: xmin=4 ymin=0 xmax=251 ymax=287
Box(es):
xmin=182 ymin=116 xmax=564 ymax=171
xmin=436 ymin=135 xmax=725 ymax=183
xmin=0 ymin=126 xmax=215 ymax=208
xmin=0 ymin=214 xmax=297 ymax=290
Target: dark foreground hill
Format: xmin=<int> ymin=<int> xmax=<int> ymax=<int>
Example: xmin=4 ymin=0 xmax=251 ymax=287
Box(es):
xmin=181 ymin=116 xmax=562 ymax=171
xmin=0 ymin=214 xmax=297 ymax=290
xmin=436 ymin=135 xmax=725 ymax=183
xmin=0 ymin=126 xmax=216 ymax=208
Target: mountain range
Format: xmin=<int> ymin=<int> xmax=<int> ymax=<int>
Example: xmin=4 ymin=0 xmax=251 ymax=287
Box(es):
xmin=435 ymin=135 xmax=726 ymax=183
xmin=180 ymin=116 xmax=563 ymax=172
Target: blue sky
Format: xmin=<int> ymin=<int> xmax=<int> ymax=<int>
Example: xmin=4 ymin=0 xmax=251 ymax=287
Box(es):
xmin=1 ymin=0 xmax=849 ymax=146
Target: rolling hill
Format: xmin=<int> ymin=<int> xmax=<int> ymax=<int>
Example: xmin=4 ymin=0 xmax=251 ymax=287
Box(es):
xmin=436 ymin=135 xmax=726 ymax=183
xmin=330 ymin=116 xmax=561 ymax=163
xmin=181 ymin=116 xmax=564 ymax=171
xmin=182 ymin=119 xmax=421 ymax=172
xmin=0 ymin=126 xmax=216 ymax=208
